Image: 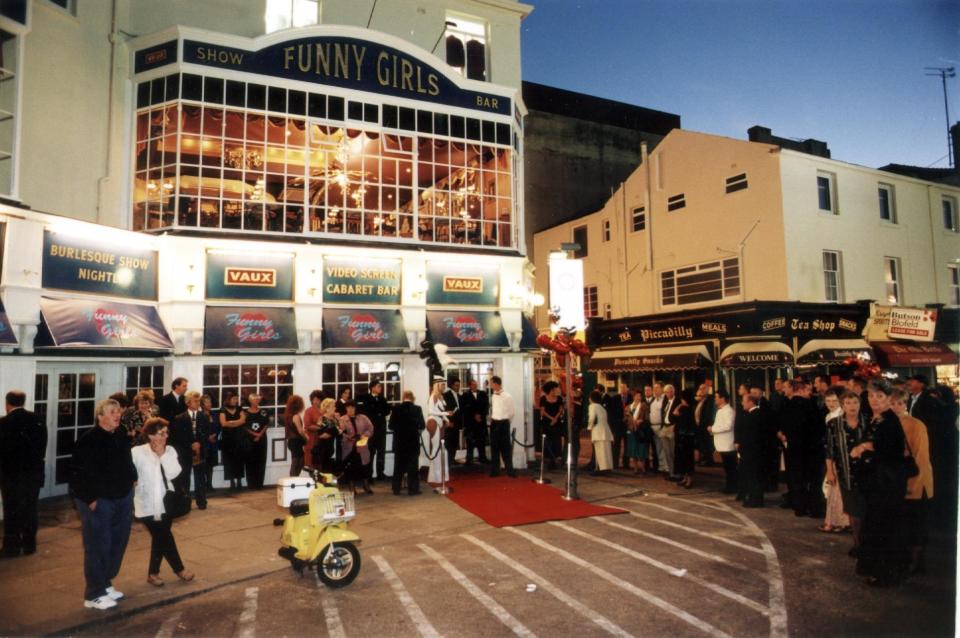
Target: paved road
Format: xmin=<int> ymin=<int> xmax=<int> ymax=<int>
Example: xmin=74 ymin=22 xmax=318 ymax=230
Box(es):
xmin=72 ymin=481 xmax=956 ymax=638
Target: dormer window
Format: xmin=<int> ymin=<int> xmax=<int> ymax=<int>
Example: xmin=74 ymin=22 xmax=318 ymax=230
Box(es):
xmin=445 ymin=15 xmax=487 ymax=81
xmin=265 ymin=0 xmax=318 ymax=34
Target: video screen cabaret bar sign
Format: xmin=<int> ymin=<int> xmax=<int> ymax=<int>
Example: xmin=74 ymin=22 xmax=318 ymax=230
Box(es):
xmin=323 ymin=258 xmax=401 ymax=305
xmin=42 ymin=230 xmax=158 ymax=301
xmin=206 ymin=251 xmax=294 ymax=301
xmin=179 ymin=34 xmax=511 ymax=116
xmin=426 ymin=262 xmax=499 ymax=306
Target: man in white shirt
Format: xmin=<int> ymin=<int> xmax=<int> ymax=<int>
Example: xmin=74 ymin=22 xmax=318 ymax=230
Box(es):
xmin=488 ymin=376 xmax=517 ymax=478
xmin=708 ymin=390 xmax=737 ymax=494
xmin=660 ymin=384 xmax=678 ymax=479
xmin=648 ymin=383 xmax=666 ymax=474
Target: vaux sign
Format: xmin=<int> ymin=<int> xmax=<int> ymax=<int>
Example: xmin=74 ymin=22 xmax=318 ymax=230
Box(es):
xmin=206 ymin=251 xmax=294 ymax=301
xmin=426 ymin=262 xmax=499 ymax=306
xmin=137 ymin=31 xmax=512 ymax=117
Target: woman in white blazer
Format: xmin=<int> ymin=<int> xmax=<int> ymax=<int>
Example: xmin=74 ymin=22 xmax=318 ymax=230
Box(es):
xmin=132 ymin=418 xmax=194 ymax=587
xmin=587 ymin=390 xmax=614 ymax=475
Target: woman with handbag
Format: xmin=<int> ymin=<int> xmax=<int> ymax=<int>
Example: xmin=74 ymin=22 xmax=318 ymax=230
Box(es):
xmin=131 ymin=418 xmax=195 ymax=587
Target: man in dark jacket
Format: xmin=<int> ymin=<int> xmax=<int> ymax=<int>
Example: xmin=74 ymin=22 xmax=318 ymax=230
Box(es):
xmin=389 ymin=391 xmax=425 ymax=495
xmin=170 ymin=391 xmax=210 ymax=509
xmin=0 ymin=390 xmax=47 ymax=557
xmin=603 ymin=386 xmax=627 ymax=469
xmin=70 ymin=398 xmax=137 ymax=610
xmin=735 ymin=393 xmax=765 ymax=507
xmin=442 ymin=378 xmax=463 ymax=467
xmin=460 ymin=379 xmax=489 ymax=463
xmin=157 ymin=377 xmax=188 ymax=423
xmin=356 ymin=379 xmax=391 ymax=481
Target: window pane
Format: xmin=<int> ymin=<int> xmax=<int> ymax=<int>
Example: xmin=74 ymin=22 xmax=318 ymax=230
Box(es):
xmin=817 ymin=176 xmax=832 ymax=211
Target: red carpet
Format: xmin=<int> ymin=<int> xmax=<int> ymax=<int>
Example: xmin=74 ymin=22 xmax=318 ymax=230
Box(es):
xmin=442 ymin=473 xmax=624 ymax=528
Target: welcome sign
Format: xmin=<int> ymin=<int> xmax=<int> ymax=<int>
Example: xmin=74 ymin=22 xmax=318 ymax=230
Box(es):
xmin=42 ymin=230 xmax=158 ymax=301
xmin=206 ymin=251 xmax=294 ymax=301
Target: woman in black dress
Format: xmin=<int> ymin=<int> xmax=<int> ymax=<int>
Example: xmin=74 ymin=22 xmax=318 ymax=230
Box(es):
xmin=218 ymin=392 xmax=246 ymax=489
xmin=539 ymin=381 xmax=565 ymax=470
xmin=335 ymin=388 xmax=352 ymax=419
xmin=673 ymin=388 xmax=698 ymax=488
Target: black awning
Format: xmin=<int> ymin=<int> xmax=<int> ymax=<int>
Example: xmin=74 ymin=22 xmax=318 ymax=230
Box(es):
xmin=796 ymin=338 xmax=872 ymax=365
xmin=589 ymin=344 xmax=713 ymax=371
xmin=322 ymin=308 xmax=408 ymax=351
xmin=36 ymin=297 xmax=172 ymax=350
xmin=872 ymin=341 xmax=959 ymax=367
xmin=426 ymin=310 xmax=509 ymax=350
xmin=0 ymin=300 xmax=17 ymax=346
xmin=519 ymin=314 xmax=540 ymax=351
xmin=719 ymin=341 xmax=794 ymax=369
xmin=204 ymin=306 xmax=298 ymax=352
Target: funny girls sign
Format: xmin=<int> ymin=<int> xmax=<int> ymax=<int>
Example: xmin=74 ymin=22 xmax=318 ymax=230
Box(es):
xmin=204 ymin=306 xmax=298 ymax=352
xmin=322 ymin=308 xmax=407 ymax=350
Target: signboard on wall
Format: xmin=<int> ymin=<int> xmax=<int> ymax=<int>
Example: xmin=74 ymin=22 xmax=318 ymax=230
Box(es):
xmin=206 ymin=250 xmax=295 ymax=301
xmin=323 ymin=258 xmax=402 ymax=305
xmin=204 ymin=306 xmax=298 ymax=352
xmin=425 ymin=310 xmax=509 ymax=349
xmin=37 ymin=297 xmax=172 ymax=349
xmin=548 ymin=257 xmax=585 ymax=333
xmin=42 ymin=230 xmax=158 ymax=301
xmin=426 ymin=262 xmax=499 ymax=306
xmin=322 ymin=308 xmax=408 ymax=350
xmin=863 ymin=305 xmax=938 ymax=342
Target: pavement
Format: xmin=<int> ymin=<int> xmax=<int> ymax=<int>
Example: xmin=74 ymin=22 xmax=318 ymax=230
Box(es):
xmin=1 ymin=462 xmax=956 ymax=637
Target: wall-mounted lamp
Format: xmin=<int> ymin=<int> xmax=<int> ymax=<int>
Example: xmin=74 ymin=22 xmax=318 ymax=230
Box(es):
xmin=410 ymin=275 xmax=429 ymax=300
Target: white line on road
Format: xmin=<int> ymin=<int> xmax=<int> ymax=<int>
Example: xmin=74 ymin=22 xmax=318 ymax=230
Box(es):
xmin=461 ymin=533 xmax=633 ymax=638
xmin=623 ymin=508 xmax=765 ymax=555
xmin=372 ymin=554 xmax=441 ymax=638
xmin=314 ymin=570 xmax=347 ymax=638
xmin=593 ymin=516 xmax=734 ymax=566
xmin=235 ymin=587 xmax=259 ymax=638
xmin=631 ymin=499 xmax=748 ymax=529
xmin=418 ymin=543 xmax=536 ymax=638
xmin=507 ymin=527 xmax=733 ymax=638
xmin=155 ymin=611 xmax=182 ymax=638
xmin=674 ymin=498 xmax=735 ymax=513
xmin=550 ymin=521 xmax=770 ymax=616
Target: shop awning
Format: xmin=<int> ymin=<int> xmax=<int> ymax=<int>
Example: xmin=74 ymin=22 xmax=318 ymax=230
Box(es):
xmin=204 ymin=306 xmax=298 ymax=352
xmin=719 ymin=341 xmax=794 ymax=368
xmin=0 ymin=301 xmax=17 ymax=346
xmin=321 ymin=308 xmax=408 ymax=350
xmin=796 ymin=338 xmax=873 ymax=365
xmin=519 ymin=314 xmax=540 ymax=351
xmin=36 ymin=297 xmax=173 ymax=350
xmin=426 ymin=310 xmax=509 ymax=350
xmin=871 ymin=341 xmax=959 ymax=367
xmin=588 ymin=344 xmax=712 ymax=372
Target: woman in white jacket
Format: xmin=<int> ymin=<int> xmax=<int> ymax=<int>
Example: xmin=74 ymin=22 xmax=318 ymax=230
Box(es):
xmin=132 ymin=418 xmax=195 ymax=587
xmin=587 ymin=390 xmax=614 ymax=475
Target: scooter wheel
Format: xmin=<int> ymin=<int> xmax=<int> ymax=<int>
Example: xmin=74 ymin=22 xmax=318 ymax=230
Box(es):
xmin=316 ymin=542 xmax=361 ymax=588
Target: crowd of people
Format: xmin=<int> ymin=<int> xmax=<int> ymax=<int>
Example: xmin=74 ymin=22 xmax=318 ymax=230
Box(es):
xmin=551 ymin=372 xmax=957 ymax=589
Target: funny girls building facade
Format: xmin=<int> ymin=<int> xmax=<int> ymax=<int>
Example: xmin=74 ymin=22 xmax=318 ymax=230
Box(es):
xmin=0 ymin=0 xmax=537 ymax=497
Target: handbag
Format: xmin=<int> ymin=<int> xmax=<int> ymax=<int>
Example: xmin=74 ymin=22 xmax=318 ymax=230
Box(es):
xmin=903 ymin=438 xmax=920 ymax=479
xmin=160 ymin=464 xmax=192 ymax=519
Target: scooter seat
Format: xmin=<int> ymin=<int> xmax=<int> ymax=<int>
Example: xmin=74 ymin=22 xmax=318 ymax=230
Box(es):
xmin=289 ymin=499 xmax=310 ymax=517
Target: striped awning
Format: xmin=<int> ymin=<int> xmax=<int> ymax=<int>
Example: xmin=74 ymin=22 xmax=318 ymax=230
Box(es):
xmin=719 ymin=341 xmax=793 ymax=369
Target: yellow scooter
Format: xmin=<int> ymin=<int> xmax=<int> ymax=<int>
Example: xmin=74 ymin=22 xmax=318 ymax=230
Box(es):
xmin=275 ymin=470 xmax=361 ymax=587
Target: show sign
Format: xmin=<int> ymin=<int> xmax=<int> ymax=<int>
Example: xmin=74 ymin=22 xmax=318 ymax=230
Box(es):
xmin=322 ymin=308 xmax=408 ymax=350
xmin=426 ymin=310 xmax=508 ymax=349
xmin=37 ymin=297 xmax=172 ymax=349
xmin=864 ymin=305 xmax=937 ymax=342
xmin=206 ymin=251 xmax=294 ymax=301
xmin=427 ymin=262 xmax=499 ymax=306
xmin=42 ymin=230 xmax=158 ymax=301
xmin=323 ymin=258 xmax=401 ymax=304
xmin=179 ymin=35 xmax=511 ymax=116
xmin=204 ymin=306 xmax=298 ymax=352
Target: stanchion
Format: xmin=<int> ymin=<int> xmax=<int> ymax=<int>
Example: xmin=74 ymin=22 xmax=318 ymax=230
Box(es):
xmin=434 ymin=438 xmax=453 ymax=495
xmin=533 ymin=432 xmax=552 ymax=485
xmin=562 ymin=441 xmax=576 ymax=500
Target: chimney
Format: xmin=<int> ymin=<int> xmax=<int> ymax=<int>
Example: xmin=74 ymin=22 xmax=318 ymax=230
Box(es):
xmin=951 ymin=122 xmax=960 ymax=172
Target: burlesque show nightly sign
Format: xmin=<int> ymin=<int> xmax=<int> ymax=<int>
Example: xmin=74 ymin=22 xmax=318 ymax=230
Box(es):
xmin=323 ymin=258 xmax=401 ymax=304
xmin=42 ymin=230 xmax=158 ymax=301
xmin=425 ymin=310 xmax=509 ymax=349
xmin=204 ymin=306 xmax=298 ymax=352
xmin=322 ymin=308 xmax=408 ymax=350
xmin=206 ymin=251 xmax=294 ymax=301
xmin=36 ymin=297 xmax=172 ymax=349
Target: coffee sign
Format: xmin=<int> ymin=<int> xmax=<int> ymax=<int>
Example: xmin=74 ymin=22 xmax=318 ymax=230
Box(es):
xmin=206 ymin=251 xmax=294 ymax=301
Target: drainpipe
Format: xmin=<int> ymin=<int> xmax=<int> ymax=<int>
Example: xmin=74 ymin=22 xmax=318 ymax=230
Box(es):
xmin=642 ymin=142 xmax=654 ymax=308
xmin=926 ymin=185 xmax=941 ymax=303
xmin=97 ymin=0 xmax=119 ymax=224
xmin=619 ymin=180 xmax=628 ymax=315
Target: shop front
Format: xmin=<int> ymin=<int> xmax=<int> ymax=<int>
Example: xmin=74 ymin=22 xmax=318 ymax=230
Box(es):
xmin=863 ymin=305 xmax=959 ymax=385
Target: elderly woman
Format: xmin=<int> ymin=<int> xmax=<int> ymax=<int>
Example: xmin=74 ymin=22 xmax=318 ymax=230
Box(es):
xmin=826 ymin=391 xmax=872 ymax=557
xmin=120 ymin=390 xmax=157 ymax=445
xmin=131 ymin=418 xmax=194 ymax=587
xmin=339 ymin=401 xmax=374 ymax=495
xmin=890 ymin=388 xmax=934 ymax=576
xmin=587 ymin=390 xmax=614 ymax=476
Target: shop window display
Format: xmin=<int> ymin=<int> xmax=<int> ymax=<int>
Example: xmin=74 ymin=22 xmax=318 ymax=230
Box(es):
xmin=202 ymin=363 xmax=293 ymax=425
xmin=320 ymin=361 xmax=402 ymax=406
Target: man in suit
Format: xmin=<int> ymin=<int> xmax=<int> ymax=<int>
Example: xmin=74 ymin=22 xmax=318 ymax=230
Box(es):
xmin=0 ymin=391 xmax=47 ymax=557
xmin=659 ymin=384 xmax=679 ymax=479
xmin=460 ymin=378 xmax=489 ymax=463
xmin=442 ymin=378 xmax=463 ymax=467
xmin=158 ymin=377 xmax=188 ymax=423
xmin=356 ymin=379 xmax=391 ymax=481
xmin=389 ymin=390 xmax=425 ymax=495
xmin=170 ymin=391 xmax=209 ymax=509
xmin=736 ymin=393 xmax=765 ymax=507
xmin=603 ymin=386 xmax=626 ymax=470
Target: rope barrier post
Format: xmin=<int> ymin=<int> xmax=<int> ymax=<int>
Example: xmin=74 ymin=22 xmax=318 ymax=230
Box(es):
xmin=533 ymin=432 xmax=551 ymax=484
xmin=561 ymin=350 xmax=579 ymax=501
xmin=434 ymin=438 xmax=453 ymax=495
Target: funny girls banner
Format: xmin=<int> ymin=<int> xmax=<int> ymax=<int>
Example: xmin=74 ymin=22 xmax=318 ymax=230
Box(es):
xmin=321 ymin=308 xmax=408 ymax=350
xmin=203 ymin=306 xmax=298 ymax=352
xmin=37 ymin=297 xmax=172 ymax=349
xmin=425 ymin=310 xmax=509 ymax=350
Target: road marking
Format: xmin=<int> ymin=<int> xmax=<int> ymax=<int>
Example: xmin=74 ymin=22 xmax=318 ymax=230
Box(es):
xmin=372 ymin=554 xmax=440 ymax=638
xmin=676 ymin=498 xmax=735 ymax=513
xmin=715 ymin=503 xmax=790 ymax=638
xmin=155 ymin=611 xmax=182 ymax=638
xmin=593 ymin=516 xmax=733 ymax=566
xmin=630 ymin=499 xmax=748 ymax=529
xmin=313 ymin=570 xmax=347 ymax=638
xmin=235 ymin=587 xmax=259 ymax=638
xmin=461 ymin=533 xmax=633 ymax=638
xmin=418 ymin=544 xmax=536 ymax=638
xmin=550 ymin=521 xmax=769 ymax=616
xmin=623 ymin=508 xmax=765 ymax=555
xmin=507 ymin=527 xmax=733 ymax=638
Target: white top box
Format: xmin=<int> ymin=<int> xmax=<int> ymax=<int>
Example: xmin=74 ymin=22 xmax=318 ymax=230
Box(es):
xmin=276 ymin=477 xmax=316 ymax=507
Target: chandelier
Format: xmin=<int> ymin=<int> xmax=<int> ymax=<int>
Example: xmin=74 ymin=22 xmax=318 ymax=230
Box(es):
xmin=226 ymin=147 xmax=264 ymax=170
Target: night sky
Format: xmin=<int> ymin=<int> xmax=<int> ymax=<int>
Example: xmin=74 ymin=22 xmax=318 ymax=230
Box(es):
xmin=521 ymin=0 xmax=959 ymax=169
